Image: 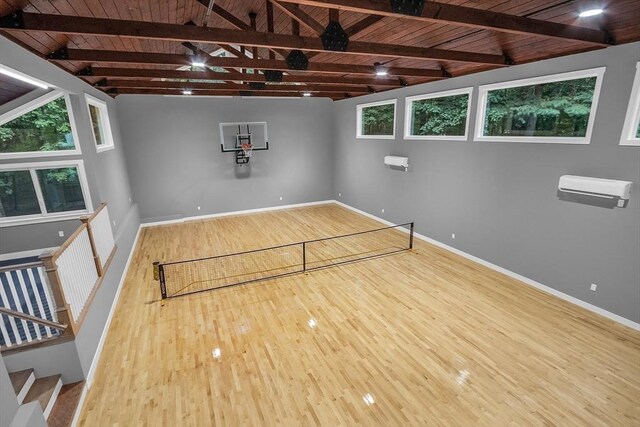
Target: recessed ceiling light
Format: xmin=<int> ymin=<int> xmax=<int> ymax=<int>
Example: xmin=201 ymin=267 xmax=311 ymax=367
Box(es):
xmin=302 ymin=92 xmax=312 ymax=97
xmin=183 ymin=90 xmax=193 ymax=95
xmin=192 ymin=61 xmax=206 ymax=67
xmin=578 ymin=8 xmax=604 ymax=17
xmin=0 ymin=64 xmax=49 ymax=89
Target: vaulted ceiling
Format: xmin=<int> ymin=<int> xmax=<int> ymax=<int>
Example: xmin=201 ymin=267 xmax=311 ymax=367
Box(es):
xmin=1 ymin=0 xmax=639 ymax=101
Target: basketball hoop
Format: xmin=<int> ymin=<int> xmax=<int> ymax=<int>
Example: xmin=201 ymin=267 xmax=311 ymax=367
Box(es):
xmin=241 ymin=143 xmax=253 ymax=158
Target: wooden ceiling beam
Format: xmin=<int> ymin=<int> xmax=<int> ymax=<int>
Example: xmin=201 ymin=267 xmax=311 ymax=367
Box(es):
xmin=1 ymin=12 xmax=509 ymax=65
xmin=274 ymin=0 xmax=614 ymax=46
xmin=102 ymin=79 xmax=369 ymax=93
xmin=53 ymin=49 xmax=447 ymax=78
xmin=107 ymin=87 xmax=348 ymax=99
xmin=329 ymin=8 xmax=339 ymax=23
xmin=266 ymin=0 xmax=276 ymax=60
xmin=248 ymin=12 xmax=259 ymax=60
xmin=194 ymin=0 xmax=287 ymax=59
xmin=82 ymin=67 xmax=406 ymax=86
xmin=271 ymin=1 xmax=324 ymax=35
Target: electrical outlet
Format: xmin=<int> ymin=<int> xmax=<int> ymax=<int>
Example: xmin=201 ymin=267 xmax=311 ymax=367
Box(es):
xmin=112 ymin=220 xmax=116 ymax=227
xmin=58 ymin=230 xmax=64 ymax=237
xmin=338 ymin=193 xmax=341 ymax=197
xmin=197 ymin=206 xmax=201 ymax=210
xmin=128 ymin=197 xmax=132 ymax=203
xmin=590 ymin=283 xmax=597 ymax=291
xmin=279 ymin=196 xmax=283 ymax=201
xmin=381 ymin=209 xmax=385 ymax=213
xmin=451 ymin=233 xmax=456 ymax=239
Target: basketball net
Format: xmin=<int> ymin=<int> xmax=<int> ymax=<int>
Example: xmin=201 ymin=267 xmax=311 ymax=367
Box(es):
xmin=241 ymin=143 xmax=253 ymax=158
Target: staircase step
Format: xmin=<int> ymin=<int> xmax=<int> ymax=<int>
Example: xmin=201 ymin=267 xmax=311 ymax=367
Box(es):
xmin=47 ymin=381 xmax=85 ymax=427
xmin=9 ymin=369 xmax=35 ymax=404
xmin=23 ymin=375 xmax=62 ymax=419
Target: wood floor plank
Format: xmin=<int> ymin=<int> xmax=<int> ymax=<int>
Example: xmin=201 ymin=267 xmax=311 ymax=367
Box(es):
xmin=78 ymin=203 xmax=640 ymax=426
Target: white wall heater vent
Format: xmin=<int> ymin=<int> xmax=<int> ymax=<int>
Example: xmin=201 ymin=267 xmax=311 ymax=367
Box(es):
xmin=558 ymin=175 xmax=633 ymax=207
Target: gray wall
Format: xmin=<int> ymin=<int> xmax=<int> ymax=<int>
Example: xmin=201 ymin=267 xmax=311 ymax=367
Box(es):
xmin=0 ymin=354 xmax=19 ymax=427
xmin=0 ymin=36 xmax=140 ymax=382
xmin=333 ymin=42 xmax=640 ymax=323
xmin=117 ymin=96 xmax=335 ymax=222
xmin=0 ymin=37 xmax=134 ymax=255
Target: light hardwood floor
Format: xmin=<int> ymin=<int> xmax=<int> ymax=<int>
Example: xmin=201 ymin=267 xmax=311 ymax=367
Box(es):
xmin=79 ymin=204 xmax=640 ymax=426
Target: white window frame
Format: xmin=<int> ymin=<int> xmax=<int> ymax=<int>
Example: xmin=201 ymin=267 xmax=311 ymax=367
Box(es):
xmin=0 ymin=159 xmax=93 ymax=227
xmin=85 ymin=94 xmax=115 ymax=152
xmin=474 ymin=67 xmax=606 ymax=144
xmin=404 ymin=87 xmax=473 ymax=141
xmin=356 ymin=99 xmax=397 ymax=140
xmin=620 ymin=62 xmax=640 ymax=146
xmin=0 ymin=90 xmax=81 ymax=159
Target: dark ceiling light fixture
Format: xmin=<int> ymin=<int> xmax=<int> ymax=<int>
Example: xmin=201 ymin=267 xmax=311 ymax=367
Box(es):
xmin=264 ymin=70 xmax=284 ymax=82
xmin=321 ymin=21 xmax=349 ymax=52
xmin=286 ymin=50 xmax=309 ymax=70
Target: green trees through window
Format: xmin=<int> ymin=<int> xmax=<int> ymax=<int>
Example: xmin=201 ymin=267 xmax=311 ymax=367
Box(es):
xmin=0 ymin=166 xmax=86 ymax=219
xmin=483 ymin=77 xmax=597 ymax=138
xmin=88 ymin=104 xmax=104 ymax=146
xmin=0 ymin=171 xmax=40 ymax=217
xmin=360 ymin=102 xmax=395 ymax=136
xmin=408 ymin=91 xmax=470 ymax=137
xmin=0 ymin=96 xmax=75 ymax=154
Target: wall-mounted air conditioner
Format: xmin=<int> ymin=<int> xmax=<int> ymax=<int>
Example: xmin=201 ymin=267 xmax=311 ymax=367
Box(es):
xmin=558 ymin=175 xmax=633 ymax=207
xmin=384 ymin=156 xmax=409 ymax=171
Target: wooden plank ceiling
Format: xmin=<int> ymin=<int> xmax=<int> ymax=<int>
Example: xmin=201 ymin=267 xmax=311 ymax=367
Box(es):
xmin=0 ymin=0 xmax=639 ymax=101
xmin=0 ymin=73 xmax=33 ymax=105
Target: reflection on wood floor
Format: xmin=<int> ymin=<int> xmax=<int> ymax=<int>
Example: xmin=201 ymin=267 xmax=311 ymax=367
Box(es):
xmin=79 ymin=203 xmax=640 ymax=426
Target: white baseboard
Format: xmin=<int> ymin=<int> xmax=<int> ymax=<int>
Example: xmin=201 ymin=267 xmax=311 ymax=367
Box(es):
xmin=140 ymin=200 xmax=335 ymax=228
xmin=333 ymin=200 xmax=640 ymax=331
xmin=16 ymin=370 xmax=35 ymax=405
xmin=43 ymin=377 xmax=62 ymax=419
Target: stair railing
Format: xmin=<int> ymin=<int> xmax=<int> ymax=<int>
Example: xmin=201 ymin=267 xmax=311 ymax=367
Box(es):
xmin=0 ymin=307 xmax=67 ymax=332
xmin=1 ymin=202 xmax=116 ymax=352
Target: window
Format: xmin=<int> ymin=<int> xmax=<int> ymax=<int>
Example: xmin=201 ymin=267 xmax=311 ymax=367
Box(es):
xmin=0 ymin=160 xmax=92 ymax=226
xmin=356 ymin=99 xmax=396 ymax=139
xmin=0 ymin=90 xmax=80 ymax=159
xmin=404 ymin=88 xmax=473 ymax=140
xmin=620 ymin=63 xmax=640 ymax=146
xmin=475 ymin=67 xmax=605 ymax=144
xmin=85 ymin=94 xmax=115 ymax=152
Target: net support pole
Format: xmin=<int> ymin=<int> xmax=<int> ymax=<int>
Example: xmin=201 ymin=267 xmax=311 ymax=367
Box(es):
xmin=158 ymin=264 xmax=167 ymax=299
xmin=302 ymin=242 xmax=306 ymax=272
xmin=409 ymin=222 xmax=415 ymax=249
